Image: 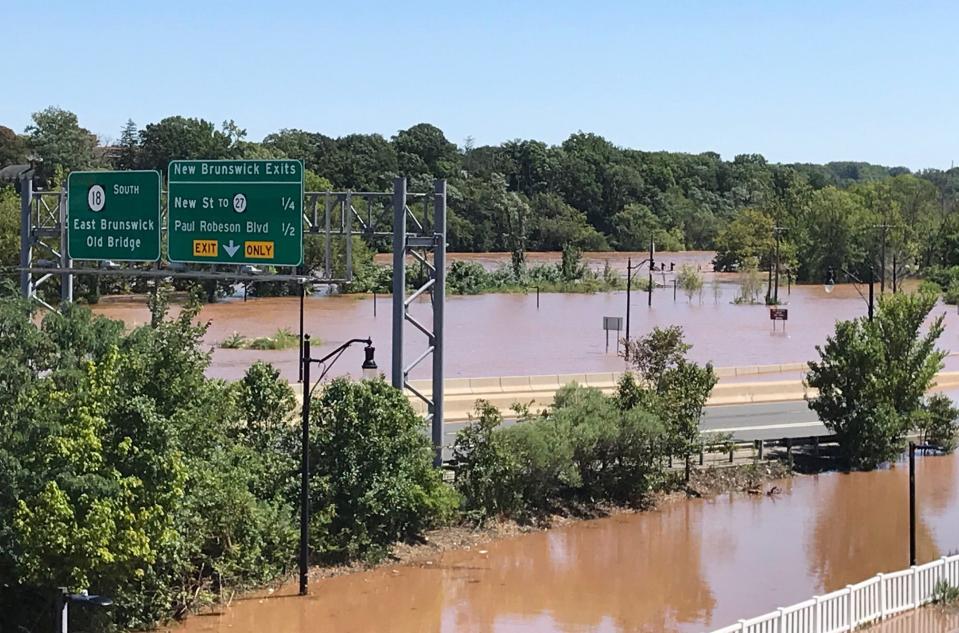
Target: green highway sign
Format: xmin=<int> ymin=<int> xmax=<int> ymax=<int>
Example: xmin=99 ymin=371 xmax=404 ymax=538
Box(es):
xmin=167 ymin=159 xmax=304 ymax=266
xmin=66 ymin=170 xmax=161 ymax=261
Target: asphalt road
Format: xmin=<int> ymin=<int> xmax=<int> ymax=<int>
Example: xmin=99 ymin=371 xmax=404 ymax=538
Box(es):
xmin=441 ymin=399 xmax=825 ymax=459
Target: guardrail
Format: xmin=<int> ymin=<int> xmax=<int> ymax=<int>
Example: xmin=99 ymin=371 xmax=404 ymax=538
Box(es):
xmin=709 ymin=554 xmax=959 ymax=633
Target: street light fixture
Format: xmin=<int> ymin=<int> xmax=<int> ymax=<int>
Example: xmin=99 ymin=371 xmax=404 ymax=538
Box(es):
xmin=824 ymin=266 xmax=875 ymax=321
xmin=625 ymin=238 xmax=655 ymax=345
xmin=298 ymin=334 xmax=377 ymax=597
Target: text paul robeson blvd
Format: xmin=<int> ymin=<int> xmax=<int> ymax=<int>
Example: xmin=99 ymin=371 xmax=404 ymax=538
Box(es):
xmin=167 ymin=159 xmax=303 ymax=266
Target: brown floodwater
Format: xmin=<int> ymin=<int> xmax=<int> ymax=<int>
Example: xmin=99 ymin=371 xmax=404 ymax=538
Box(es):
xmin=91 ymin=251 xmax=959 ymax=381
xmin=869 ymin=608 xmax=959 ymax=633
xmin=166 ymin=452 xmax=959 ymax=633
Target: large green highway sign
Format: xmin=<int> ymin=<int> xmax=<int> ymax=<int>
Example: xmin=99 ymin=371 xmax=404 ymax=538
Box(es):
xmin=167 ymin=159 xmax=303 ymax=266
xmin=67 ymin=170 xmax=161 ymax=261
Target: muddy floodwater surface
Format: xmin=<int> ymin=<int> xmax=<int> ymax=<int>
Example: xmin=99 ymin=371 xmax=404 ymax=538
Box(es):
xmin=166 ymin=453 xmax=959 ymax=633
xmin=90 ymin=251 xmax=959 ymax=382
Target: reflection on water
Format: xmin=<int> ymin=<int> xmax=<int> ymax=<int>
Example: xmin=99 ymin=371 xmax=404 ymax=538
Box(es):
xmin=868 ymin=608 xmax=959 ymax=633
xmin=167 ymin=453 xmax=959 ymax=633
xmin=91 ymin=251 xmax=959 ymax=382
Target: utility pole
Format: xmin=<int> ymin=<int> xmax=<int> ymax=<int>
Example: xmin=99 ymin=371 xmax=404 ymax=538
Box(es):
xmin=880 ymin=222 xmax=887 ymax=294
xmin=773 ymin=226 xmax=786 ymax=304
xmin=647 ymin=238 xmax=654 ymax=308
xmin=872 ymin=222 xmax=899 ymax=295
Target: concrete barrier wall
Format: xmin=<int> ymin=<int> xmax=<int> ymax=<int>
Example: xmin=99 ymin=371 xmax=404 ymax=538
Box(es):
xmin=407 ymin=369 xmax=959 ymax=421
xmin=297 ymin=366 xmax=959 ymax=422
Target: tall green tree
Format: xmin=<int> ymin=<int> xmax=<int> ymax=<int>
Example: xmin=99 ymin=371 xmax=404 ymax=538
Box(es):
xmin=806 ymin=291 xmax=946 ymax=469
xmin=25 ymin=107 xmax=99 ymax=185
xmin=0 ymin=125 xmax=27 ymax=166
xmin=712 ymin=207 xmax=775 ymax=272
xmin=393 ymin=123 xmax=460 ymax=179
xmin=620 ymin=326 xmax=717 ymax=475
xmin=137 ymin=116 xmax=238 ymax=175
xmin=114 ymin=119 xmax=140 ymax=170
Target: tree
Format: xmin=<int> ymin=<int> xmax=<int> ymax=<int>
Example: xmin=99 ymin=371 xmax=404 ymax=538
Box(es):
xmin=319 ymin=133 xmax=397 ymax=191
xmin=114 ymin=119 xmax=140 ymax=170
xmin=712 ymin=207 xmax=774 ymax=272
xmin=0 ymin=125 xmax=26 ymax=166
xmin=308 ymin=377 xmax=455 ymax=561
xmin=620 ymin=326 xmax=716 ymax=475
xmin=676 ymin=264 xmax=704 ymax=302
xmin=137 ymin=116 xmax=238 ymax=175
xmin=0 ymin=188 xmax=19 ymax=268
xmin=610 ymin=203 xmax=683 ymax=251
xmin=796 ymin=186 xmax=871 ymax=283
xmin=0 ymin=294 xmax=299 ymax=630
xmin=393 ymin=123 xmax=460 ymax=179
xmin=734 ymin=257 xmax=764 ymax=304
xmin=527 ymin=193 xmax=608 ymax=251
xmin=806 ymin=291 xmax=946 ymax=469
xmin=25 ymin=107 xmax=99 ymax=185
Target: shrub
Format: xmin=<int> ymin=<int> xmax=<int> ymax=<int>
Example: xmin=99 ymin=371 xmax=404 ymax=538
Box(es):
xmin=453 ymin=383 xmax=666 ymax=520
xmin=945 ymin=280 xmax=959 ymax=305
xmin=932 ymin=579 xmax=959 ymax=605
xmin=450 ymin=401 xmax=521 ymax=520
xmin=220 ymin=331 xmax=248 ymax=348
xmin=307 ymin=378 xmax=457 ymax=562
xmin=446 ymin=260 xmax=491 ymax=295
xmin=248 ymin=328 xmax=299 ymax=350
xmin=551 ymin=384 xmax=664 ymax=502
xmin=915 ymin=393 xmax=959 ymax=452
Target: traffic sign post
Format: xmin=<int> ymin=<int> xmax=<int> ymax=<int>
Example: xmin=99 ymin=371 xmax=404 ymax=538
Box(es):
xmin=167 ymin=159 xmax=304 ymax=266
xmin=769 ymin=307 xmax=788 ymax=332
xmin=66 ymin=170 xmax=161 ymax=261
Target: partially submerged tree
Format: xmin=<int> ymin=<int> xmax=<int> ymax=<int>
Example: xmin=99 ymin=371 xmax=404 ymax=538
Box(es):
xmin=807 ymin=291 xmax=947 ymax=469
xmin=676 ymin=264 xmax=704 ymax=303
xmin=621 ymin=326 xmax=717 ymax=477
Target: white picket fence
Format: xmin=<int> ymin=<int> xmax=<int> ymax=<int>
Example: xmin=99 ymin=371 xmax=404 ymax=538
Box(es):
xmin=709 ymin=554 xmax=959 ymax=633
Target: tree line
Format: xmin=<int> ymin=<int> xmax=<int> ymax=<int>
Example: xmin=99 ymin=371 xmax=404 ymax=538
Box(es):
xmin=4 ymin=106 xmax=959 ymax=284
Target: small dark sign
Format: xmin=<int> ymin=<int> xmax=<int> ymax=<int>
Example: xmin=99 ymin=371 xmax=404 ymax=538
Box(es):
xmin=769 ymin=308 xmax=788 ymax=321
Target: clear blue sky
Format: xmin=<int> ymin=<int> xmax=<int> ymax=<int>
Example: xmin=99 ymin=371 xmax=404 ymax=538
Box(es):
xmin=3 ymin=0 xmax=957 ymax=169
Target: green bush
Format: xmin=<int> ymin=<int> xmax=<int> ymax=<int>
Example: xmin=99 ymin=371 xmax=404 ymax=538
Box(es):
xmin=249 ymin=328 xmax=299 ymax=350
xmin=221 ymin=331 xmax=248 ymax=348
xmin=551 ymin=384 xmax=664 ymax=502
xmin=945 ymin=280 xmax=959 ymax=305
xmin=450 ymin=401 xmax=521 ymax=519
xmin=452 ymin=383 xmax=665 ymax=520
xmin=915 ymin=393 xmax=959 ymax=452
xmin=307 ymin=378 xmax=457 ymax=562
xmin=446 ymin=260 xmax=491 ymax=294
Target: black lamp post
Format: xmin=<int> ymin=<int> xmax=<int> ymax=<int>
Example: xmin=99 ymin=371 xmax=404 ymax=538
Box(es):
xmin=55 ymin=588 xmax=113 ymax=633
xmin=824 ymin=266 xmax=875 ymax=321
xmin=299 ymin=334 xmax=377 ymax=596
xmin=625 ymin=239 xmax=655 ymax=345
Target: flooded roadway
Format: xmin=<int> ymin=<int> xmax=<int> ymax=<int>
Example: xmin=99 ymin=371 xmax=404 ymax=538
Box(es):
xmin=91 ymin=251 xmax=959 ymax=382
xmin=168 ymin=452 xmax=959 ymax=633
